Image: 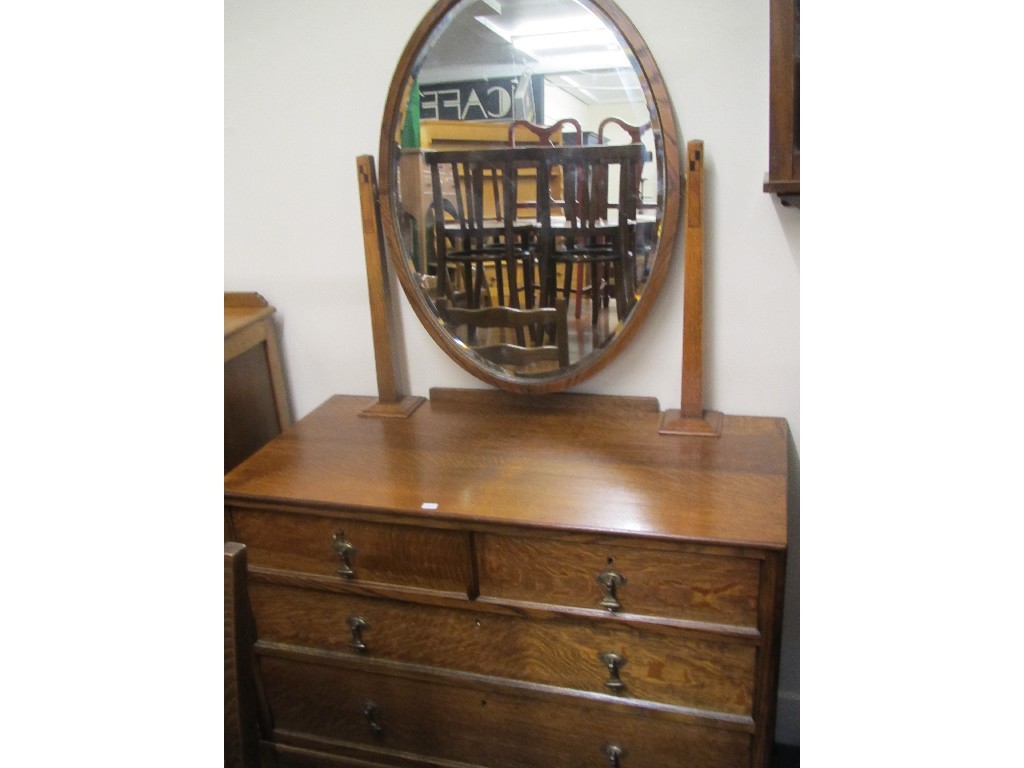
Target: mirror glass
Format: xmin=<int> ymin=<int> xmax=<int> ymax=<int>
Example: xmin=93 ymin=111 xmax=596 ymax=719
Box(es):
xmin=380 ymin=0 xmax=679 ymax=393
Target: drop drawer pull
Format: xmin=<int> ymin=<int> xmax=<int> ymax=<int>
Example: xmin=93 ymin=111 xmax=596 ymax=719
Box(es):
xmin=347 ymin=616 xmax=369 ymax=652
xmin=596 ymin=567 xmax=626 ymax=611
xmin=598 ymin=651 xmax=628 ymax=691
xmin=332 ymin=531 xmax=356 ymax=578
xmin=604 ymin=744 xmax=625 ymax=766
xmin=362 ymin=701 xmax=383 ymax=736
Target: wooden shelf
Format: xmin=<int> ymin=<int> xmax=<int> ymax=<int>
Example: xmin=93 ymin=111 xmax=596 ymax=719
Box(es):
xmin=764 ymin=0 xmax=799 ymax=207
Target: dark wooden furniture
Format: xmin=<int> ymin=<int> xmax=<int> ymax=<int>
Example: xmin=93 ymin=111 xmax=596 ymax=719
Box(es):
xmin=225 ymin=388 xmax=790 ymax=767
xmin=225 ymin=542 xmax=260 ymax=768
xmin=224 ymin=292 xmax=292 ymax=472
xmin=763 ymin=0 xmax=800 ymax=206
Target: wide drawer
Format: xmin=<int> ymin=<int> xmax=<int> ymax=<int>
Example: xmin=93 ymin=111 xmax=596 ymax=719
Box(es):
xmin=258 ymin=654 xmax=752 ymax=768
xmin=475 ymin=533 xmax=762 ymax=629
xmin=227 ymin=507 xmax=473 ymax=594
xmin=250 ymin=581 xmax=756 ymax=715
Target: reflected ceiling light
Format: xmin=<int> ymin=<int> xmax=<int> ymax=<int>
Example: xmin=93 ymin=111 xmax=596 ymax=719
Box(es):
xmin=476 ymin=14 xmax=604 ymax=44
xmin=475 ymin=13 xmax=627 ymax=70
xmin=557 ymin=75 xmax=594 ymax=101
xmin=475 ymin=15 xmax=511 ymax=41
xmin=513 ymin=28 xmax=617 ymax=54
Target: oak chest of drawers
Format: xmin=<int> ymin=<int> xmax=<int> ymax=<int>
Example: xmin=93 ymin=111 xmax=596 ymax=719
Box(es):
xmin=225 ymin=389 xmax=790 ymax=767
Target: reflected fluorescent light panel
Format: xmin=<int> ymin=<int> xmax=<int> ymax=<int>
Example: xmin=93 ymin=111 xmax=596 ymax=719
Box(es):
xmin=558 ymin=75 xmax=595 ymax=101
xmin=514 ymin=28 xmax=618 ymax=56
xmin=475 ymin=14 xmax=605 ymax=45
xmin=475 ymin=12 xmax=628 ymax=69
xmin=474 ymin=15 xmax=511 ymax=42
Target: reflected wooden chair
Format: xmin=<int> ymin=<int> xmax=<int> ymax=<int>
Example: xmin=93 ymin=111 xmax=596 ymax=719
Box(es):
xmin=422 ymin=197 xmax=472 ymax=307
xmin=508 ymin=119 xmax=585 ymax=315
xmin=435 ymin=296 xmax=569 ymax=371
xmin=595 ymin=117 xmax=653 ymax=306
xmin=595 ymin=117 xmax=650 ymax=216
xmin=425 ymin=151 xmax=530 ymax=309
xmin=537 ymin=144 xmax=644 ymax=325
xmin=507 ymin=118 xmax=582 ymax=149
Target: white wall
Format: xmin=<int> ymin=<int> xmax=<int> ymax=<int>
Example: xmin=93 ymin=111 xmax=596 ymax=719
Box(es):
xmin=225 ymin=0 xmax=800 ymax=744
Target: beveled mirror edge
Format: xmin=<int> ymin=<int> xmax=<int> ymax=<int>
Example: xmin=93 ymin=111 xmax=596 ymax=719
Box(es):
xmin=378 ymin=0 xmax=682 ymax=395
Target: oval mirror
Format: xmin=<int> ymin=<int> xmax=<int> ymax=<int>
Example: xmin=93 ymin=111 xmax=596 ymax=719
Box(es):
xmin=379 ymin=0 xmax=681 ymax=394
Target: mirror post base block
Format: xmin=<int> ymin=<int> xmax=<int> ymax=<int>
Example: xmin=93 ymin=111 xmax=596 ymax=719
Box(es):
xmin=360 ymin=396 xmax=426 ymax=419
xmin=658 ymin=409 xmax=723 ymax=437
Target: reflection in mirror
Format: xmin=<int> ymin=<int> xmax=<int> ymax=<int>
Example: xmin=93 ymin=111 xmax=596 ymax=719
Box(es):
xmin=384 ymin=0 xmax=675 ymax=392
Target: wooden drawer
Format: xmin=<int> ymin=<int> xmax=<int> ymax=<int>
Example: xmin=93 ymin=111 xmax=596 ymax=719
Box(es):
xmin=227 ymin=507 xmax=472 ymax=594
xmin=250 ymin=581 xmax=757 ymax=715
xmin=259 ymin=654 xmax=752 ymax=768
xmin=475 ymin=533 xmax=762 ymax=629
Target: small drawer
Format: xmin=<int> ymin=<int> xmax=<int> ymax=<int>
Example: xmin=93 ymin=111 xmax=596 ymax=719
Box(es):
xmin=250 ymin=582 xmax=756 ymax=715
xmin=475 ymin=533 xmax=762 ymax=629
xmin=259 ymin=654 xmax=752 ymax=768
xmin=228 ymin=506 xmax=472 ymax=594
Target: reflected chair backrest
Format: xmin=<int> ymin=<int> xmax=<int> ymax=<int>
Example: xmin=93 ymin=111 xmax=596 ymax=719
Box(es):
xmin=424 ymin=151 xmax=527 ymax=309
xmin=435 ymin=296 xmax=569 ymax=370
xmin=595 ymin=117 xmax=651 ymax=220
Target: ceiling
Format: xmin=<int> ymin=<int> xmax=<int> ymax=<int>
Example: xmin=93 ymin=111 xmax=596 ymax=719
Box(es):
xmin=416 ymin=0 xmax=642 ymax=106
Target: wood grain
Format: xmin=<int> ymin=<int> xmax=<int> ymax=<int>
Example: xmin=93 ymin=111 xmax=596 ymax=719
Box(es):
xmin=682 ymin=140 xmax=705 ymax=418
xmin=225 ymin=388 xmax=790 ymax=768
xmin=476 ymin=532 xmax=761 ymax=630
xmin=259 ymin=654 xmax=752 ymax=768
xmin=225 ymin=390 xmax=789 ymax=549
xmin=355 ymin=155 xmax=425 ymax=418
xmin=249 ymin=580 xmax=756 ymax=715
xmin=228 ymin=507 xmax=473 ymax=594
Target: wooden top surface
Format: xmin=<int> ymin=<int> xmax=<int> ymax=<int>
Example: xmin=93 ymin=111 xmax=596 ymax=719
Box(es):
xmin=224 ymin=292 xmax=275 ymax=338
xmin=224 ymin=389 xmax=790 ymax=550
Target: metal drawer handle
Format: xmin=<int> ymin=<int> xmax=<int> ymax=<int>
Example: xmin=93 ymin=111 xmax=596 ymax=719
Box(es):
xmin=332 ymin=531 xmax=356 ymax=578
xmin=598 ymin=651 xmax=628 ymax=691
xmin=596 ymin=567 xmax=626 ymax=612
xmin=362 ymin=700 xmax=383 ymax=736
xmin=604 ymin=744 xmax=625 ymax=766
xmin=347 ymin=615 xmax=369 ymax=652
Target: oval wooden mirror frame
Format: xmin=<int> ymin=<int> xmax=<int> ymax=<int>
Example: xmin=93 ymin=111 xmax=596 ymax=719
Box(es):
xmin=378 ymin=0 xmax=681 ymax=395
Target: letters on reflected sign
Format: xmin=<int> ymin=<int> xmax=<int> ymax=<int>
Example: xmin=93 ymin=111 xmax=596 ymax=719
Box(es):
xmin=419 ymin=76 xmax=541 ymax=122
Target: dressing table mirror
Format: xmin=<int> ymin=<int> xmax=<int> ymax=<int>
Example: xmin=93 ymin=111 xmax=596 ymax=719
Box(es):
xmin=225 ymin=2 xmax=791 ymax=766
xmin=377 ymin=0 xmax=681 ymax=395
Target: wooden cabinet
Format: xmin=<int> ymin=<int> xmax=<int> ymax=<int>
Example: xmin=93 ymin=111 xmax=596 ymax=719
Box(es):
xmin=225 ymin=389 xmax=790 ymax=767
xmin=764 ymin=0 xmax=800 ymax=206
xmin=224 ymin=292 xmax=292 ymax=473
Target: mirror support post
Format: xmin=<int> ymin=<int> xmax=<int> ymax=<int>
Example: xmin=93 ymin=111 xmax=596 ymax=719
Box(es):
xmin=356 ymin=155 xmax=425 ymax=418
xmin=660 ymin=140 xmax=723 ymax=437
